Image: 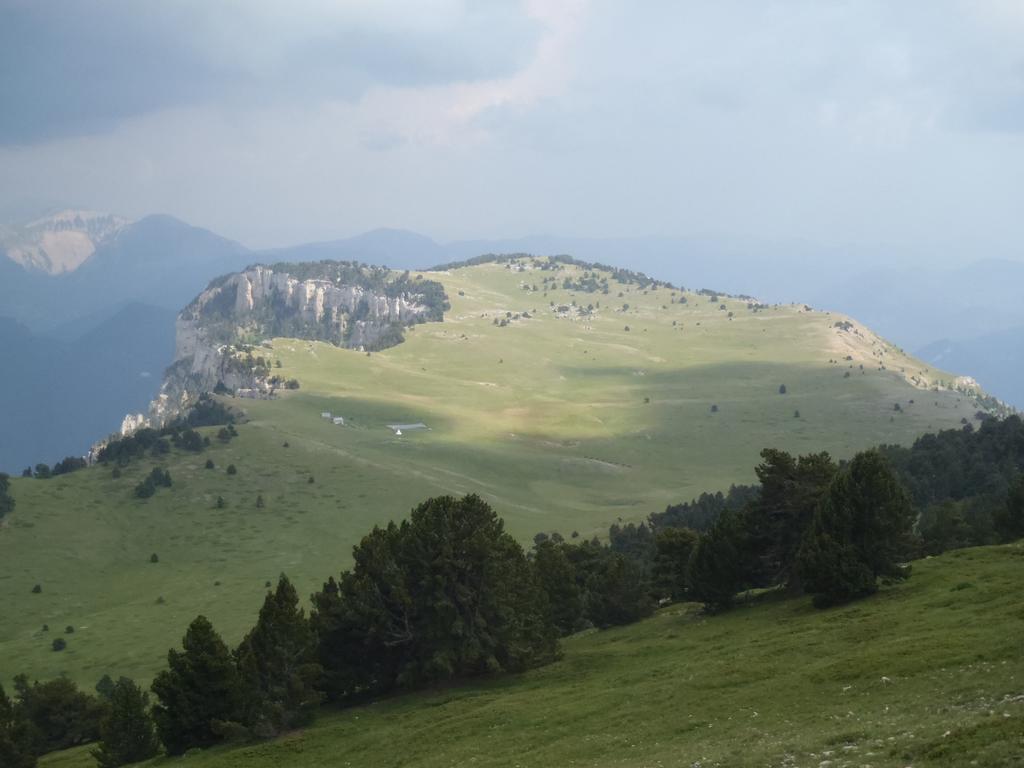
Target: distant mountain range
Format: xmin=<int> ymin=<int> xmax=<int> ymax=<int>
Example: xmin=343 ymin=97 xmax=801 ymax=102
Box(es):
xmin=1 ymin=209 xmax=1021 ymax=471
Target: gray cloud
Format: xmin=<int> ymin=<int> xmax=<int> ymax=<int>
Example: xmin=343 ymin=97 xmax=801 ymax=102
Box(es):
xmin=0 ymin=0 xmax=540 ymax=144
xmin=0 ymin=0 xmax=1022 ymax=262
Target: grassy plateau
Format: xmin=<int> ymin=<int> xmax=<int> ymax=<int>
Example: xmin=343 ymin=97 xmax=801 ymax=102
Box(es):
xmin=1 ymin=259 xmax=995 ymax=689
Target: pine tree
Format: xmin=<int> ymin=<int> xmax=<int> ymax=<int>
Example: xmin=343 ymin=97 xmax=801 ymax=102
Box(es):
xmin=150 ymin=615 xmax=243 ymax=755
xmin=993 ymin=475 xmax=1024 ymax=543
xmin=798 ymin=450 xmax=914 ymax=607
xmin=0 ymin=683 xmax=35 ymax=768
xmin=743 ymin=449 xmax=837 ymax=590
xmin=235 ymin=574 xmax=323 ymax=737
xmin=312 ymin=495 xmax=557 ymax=702
xmin=532 ymin=540 xmax=584 ymax=635
xmin=652 ymin=527 xmax=698 ymax=601
xmin=91 ymin=678 xmax=160 ymax=768
xmin=687 ymin=513 xmax=744 ymax=611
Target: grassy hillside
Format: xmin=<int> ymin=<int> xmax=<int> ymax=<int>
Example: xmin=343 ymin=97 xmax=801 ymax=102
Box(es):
xmin=42 ymin=544 xmax=1024 ymax=768
xmin=0 ymin=258 xmax=992 ymax=688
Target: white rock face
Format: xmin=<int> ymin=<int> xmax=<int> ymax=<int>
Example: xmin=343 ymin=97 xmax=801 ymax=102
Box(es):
xmin=135 ymin=264 xmax=441 ymax=428
xmin=120 ymin=413 xmax=149 ymax=435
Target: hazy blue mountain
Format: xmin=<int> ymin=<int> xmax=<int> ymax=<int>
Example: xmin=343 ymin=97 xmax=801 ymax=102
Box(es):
xmin=918 ymin=327 xmax=1024 ymax=410
xmin=260 ymin=227 xmax=444 ymax=270
xmin=0 ymin=304 xmax=176 ymax=473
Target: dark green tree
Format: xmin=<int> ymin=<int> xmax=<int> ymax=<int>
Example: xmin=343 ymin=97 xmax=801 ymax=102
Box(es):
xmin=90 ymin=678 xmax=159 ymax=768
xmin=235 ymin=575 xmax=322 ymax=737
xmin=652 ymin=527 xmax=698 ymax=601
xmin=150 ymin=616 xmax=243 ymax=755
xmin=743 ymin=449 xmax=837 ymax=590
xmin=532 ymin=541 xmax=584 ymax=635
xmin=312 ymin=495 xmax=556 ymax=702
xmin=798 ymin=450 xmax=914 ymax=607
xmin=582 ymin=550 xmax=653 ymax=627
xmin=0 ymin=473 xmax=15 ymax=520
xmin=687 ymin=513 xmax=744 ymax=611
xmin=0 ymin=683 xmax=35 ymax=768
xmin=919 ymin=501 xmax=974 ymax=555
xmin=993 ymin=475 xmax=1024 ymax=543
xmin=11 ymin=675 xmax=105 ymax=755
xmin=94 ymin=675 xmax=116 ymax=702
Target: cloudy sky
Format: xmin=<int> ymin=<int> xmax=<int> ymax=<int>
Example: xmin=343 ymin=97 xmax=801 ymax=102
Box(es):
xmin=1 ymin=0 xmax=1023 ymax=259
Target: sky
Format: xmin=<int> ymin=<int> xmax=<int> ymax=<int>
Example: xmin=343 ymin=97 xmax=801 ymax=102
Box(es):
xmin=1 ymin=0 xmax=1023 ymax=260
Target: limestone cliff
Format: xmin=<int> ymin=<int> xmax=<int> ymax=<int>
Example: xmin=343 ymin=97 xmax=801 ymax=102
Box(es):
xmin=135 ymin=262 xmax=448 ymax=428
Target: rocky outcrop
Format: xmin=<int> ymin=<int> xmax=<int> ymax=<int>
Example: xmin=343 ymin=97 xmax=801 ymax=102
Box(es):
xmin=133 ymin=262 xmax=447 ymax=429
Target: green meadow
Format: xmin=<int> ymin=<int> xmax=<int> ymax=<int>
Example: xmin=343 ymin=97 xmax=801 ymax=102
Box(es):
xmin=1 ymin=259 xmax=988 ymax=688
xmin=41 ymin=544 xmax=1024 ymax=768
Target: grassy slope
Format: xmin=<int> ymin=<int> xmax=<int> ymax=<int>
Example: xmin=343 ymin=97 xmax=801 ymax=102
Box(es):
xmin=43 ymin=544 xmax=1024 ymax=768
xmin=1 ymin=259 xmax=988 ymax=688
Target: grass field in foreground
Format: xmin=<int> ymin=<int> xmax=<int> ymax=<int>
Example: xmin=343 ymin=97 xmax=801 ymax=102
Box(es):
xmin=1 ymin=259 xmax=990 ymax=687
xmin=42 ymin=543 xmax=1024 ymax=768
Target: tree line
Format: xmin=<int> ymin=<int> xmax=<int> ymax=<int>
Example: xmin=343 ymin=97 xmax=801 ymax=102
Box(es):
xmin=4 ymin=419 xmax=1023 ymax=765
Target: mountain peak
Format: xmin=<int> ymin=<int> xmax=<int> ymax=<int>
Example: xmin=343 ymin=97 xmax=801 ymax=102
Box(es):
xmin=2 ymin=208 xmax=129 ymax=274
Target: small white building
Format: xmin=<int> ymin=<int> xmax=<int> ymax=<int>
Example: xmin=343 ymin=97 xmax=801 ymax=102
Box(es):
xmin=333 ymin=416 xmax=345 ymax=426
xmin=321 ymin=411 xmax=332 ymax=419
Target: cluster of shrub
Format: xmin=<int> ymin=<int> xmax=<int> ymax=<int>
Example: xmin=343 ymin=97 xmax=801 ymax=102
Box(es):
xmin=430 ymin=254 xmax=678 ymax=292
xmin=20 ymin=456 xmax=88 ymax=480
xmin=133 ymin=468 xmax=173 ymax=499
xmin=16 ymin=397 xmax=238 ymax=483
xmin=97 ymin=398 xmax=236 ymax=470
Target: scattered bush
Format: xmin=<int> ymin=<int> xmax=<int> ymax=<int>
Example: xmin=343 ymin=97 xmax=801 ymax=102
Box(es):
xmin=226 ymin=464 xmax=238 ymax=476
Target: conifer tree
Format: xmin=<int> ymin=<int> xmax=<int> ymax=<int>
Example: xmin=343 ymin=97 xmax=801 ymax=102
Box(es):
xmin=652 ymin=527 xmax=698 ymax=601
xmin=91 ymin=678 xmax=159 ymax=768
xmin=150 ymin=616 xmax=242 ymax=755
xmin=0 ymin=683 xmax=35 ymax=768
xmin=687 ymin=513 xmax=744 ymax=611
xmin=532 ymin=540 xmax=583 ymax=635
xmin=798 ymin=450 xmax=914 ymax=607
xmin=235 ymin=574 xmax=322 ymax=737
xmin=312 ymin=494 xmax=556 ymax=702
xmin=993 ymin=475 xmax=1024 ymax=543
